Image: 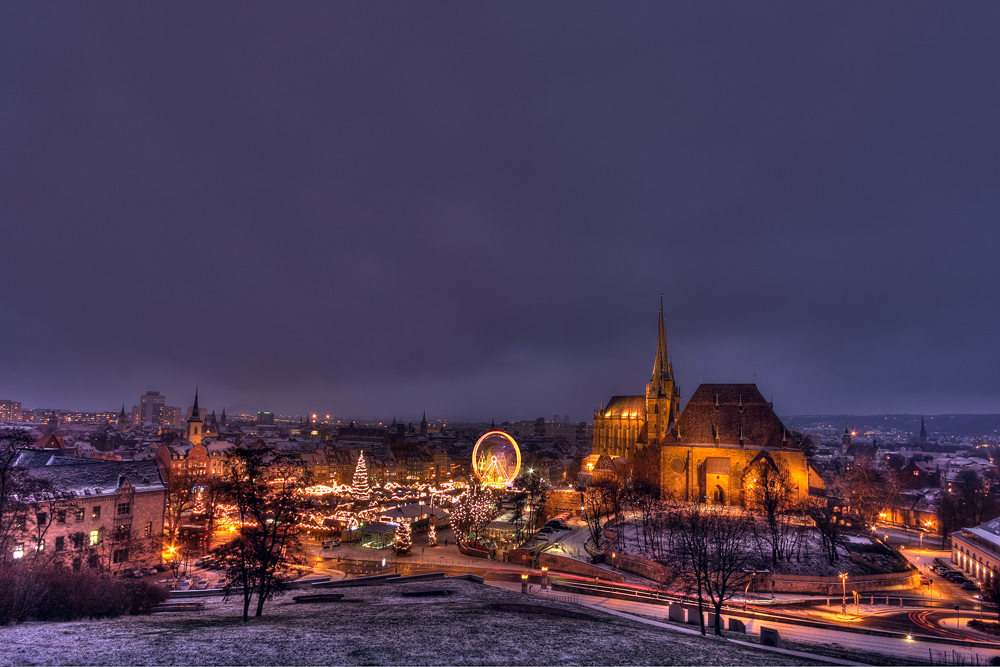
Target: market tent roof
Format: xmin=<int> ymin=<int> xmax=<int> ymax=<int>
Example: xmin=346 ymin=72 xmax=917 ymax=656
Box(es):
xmin=361 ymin=523 xmax=397 ymax=534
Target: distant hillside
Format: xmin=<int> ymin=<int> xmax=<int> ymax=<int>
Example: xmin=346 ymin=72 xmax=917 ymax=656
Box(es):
xmin=782 ymin=414 xmax=1000 ymax=437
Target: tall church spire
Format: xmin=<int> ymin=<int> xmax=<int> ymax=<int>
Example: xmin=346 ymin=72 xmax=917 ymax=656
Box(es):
xmin=191 ymin=386 xmax=201 ymax=421
xmin=650 ymin=294 xmax=671 ymax=396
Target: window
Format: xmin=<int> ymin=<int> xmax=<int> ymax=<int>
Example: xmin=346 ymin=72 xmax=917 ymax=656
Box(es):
xmin=55 ymin=536 xmax=65 ymax=551
xmin=117 ymin=502 xmax=131 ymax=516
xmin=92 ymin=506 xmax=101 ymax=520
xmin=14 ymin=516 xmax=25 ymax=531
xmin=57 ymin=510 xmax=66 ymax=524
xmin=13 ymin=543 xmax=24 ymax=559
xmin=74 ymin=508 xmax=84 ymax=521
xmin=72 ymin=534 xmax=84 ymax=550
xmin=112 ymin=548 xmax=130 ymax=564
xmin=114 ymin=525 xmax=131 ymax=542
xmin=35 ymin=539 xmax=44 ymax=553
xmin=90 ymin=530 xmax=101 ymax=546
xmin=87 ymin=554 xmax=99 ymax=569
xmin=36 ymin=513 xmax=47 ymax=527
xmin=144 ymin=521 xmax=153 ymax=537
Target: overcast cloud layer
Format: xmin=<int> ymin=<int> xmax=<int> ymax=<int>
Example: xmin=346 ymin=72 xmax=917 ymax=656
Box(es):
xmin=2 ymin=3 xmax=999 ymax=421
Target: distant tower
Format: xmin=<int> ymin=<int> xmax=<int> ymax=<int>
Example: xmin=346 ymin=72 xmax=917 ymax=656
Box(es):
xmin=220 ymin=407 xmax=227 ymax=426
xmin=117 ymin=404 xmax=129 ymax=432
xmin=919 ymin=417 xmax=928 ymax=446
xmin=841 ymin=428 xmax=852 ymax=456
xmin=187 ymin=387 xmax=204 ymax=445
xmin=420 ymin=411 xmax=428 ymax=435
xmin=645 ymin=295 xmax=681 ymax=446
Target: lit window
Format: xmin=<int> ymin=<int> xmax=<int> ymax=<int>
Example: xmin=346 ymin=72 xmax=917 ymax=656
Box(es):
xmin=92 ymin=506 xmax=101 ymax=519
xmin=90 ymin=530 xmax=100 ymax=546
xmin=13 ymin=543 xmax=24 ymax=559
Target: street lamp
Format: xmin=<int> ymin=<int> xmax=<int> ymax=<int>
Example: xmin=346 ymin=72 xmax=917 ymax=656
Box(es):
xmin=521 ymin=573 xmax=529 ymax=594
xmin=839 ymin=573 xmax=848 ymax=611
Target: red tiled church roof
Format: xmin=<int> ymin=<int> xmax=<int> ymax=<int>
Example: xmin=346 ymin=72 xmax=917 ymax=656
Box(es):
xmin=667 ymin=383 xmax=797 ymax=449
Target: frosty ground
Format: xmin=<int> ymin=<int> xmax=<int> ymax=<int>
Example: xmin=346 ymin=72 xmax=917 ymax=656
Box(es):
xmin=0 ymin=578 xmax=831 ymax=666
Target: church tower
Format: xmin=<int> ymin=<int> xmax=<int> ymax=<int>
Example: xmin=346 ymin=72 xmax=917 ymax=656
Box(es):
xmin=645 ymin=296 xmax=680 ymax=446
xmin=117 ymin=404 xmax=129 ymax=432
xmin=187 ymin=387 xmax=204 ymax=446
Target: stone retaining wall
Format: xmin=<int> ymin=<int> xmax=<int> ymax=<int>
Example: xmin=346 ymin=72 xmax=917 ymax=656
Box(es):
xmin=767 ymin=569 xmax=919 ymax=594
xmin=457 ymin=542 xmax=493 ymax=559
xmin=538 ymin=553 xmax=626 ymax=582
xmin=616 ymin=554 xmax=674 ymax=584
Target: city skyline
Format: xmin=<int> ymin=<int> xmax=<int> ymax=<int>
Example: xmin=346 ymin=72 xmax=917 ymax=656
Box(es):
xmin=3 ymin=5 xmax=1000 ymax=419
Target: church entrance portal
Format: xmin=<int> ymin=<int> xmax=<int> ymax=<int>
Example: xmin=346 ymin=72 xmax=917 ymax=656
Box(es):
xmin=713 ymin=485 xmax=725 ymax=505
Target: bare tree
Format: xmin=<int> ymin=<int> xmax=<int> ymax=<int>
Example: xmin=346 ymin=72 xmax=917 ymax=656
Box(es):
xmin=161 ymin=467 xmax=198 ymax=552
xmin=671 ymin=504 xmax=758 ymax=635
xmin=0 ymin=429 xmax=34 ymax=562
xmin=744 ymin=457 xmax=801 ymax=566
xmin=844 ymin=456 xmax=901 ymax=528
xmin=214 ymin=448 xmax=313 ymax=621
xmin=582 ymin=478 xmax=620 ymax=547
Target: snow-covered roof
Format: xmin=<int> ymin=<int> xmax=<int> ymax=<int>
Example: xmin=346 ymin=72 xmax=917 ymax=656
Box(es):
xmin=14 ymin=452 xmax=165 ymax=496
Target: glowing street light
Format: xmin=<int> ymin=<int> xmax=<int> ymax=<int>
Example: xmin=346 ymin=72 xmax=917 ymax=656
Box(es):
xmin=839 ymin=573 xmax=848 ymax=610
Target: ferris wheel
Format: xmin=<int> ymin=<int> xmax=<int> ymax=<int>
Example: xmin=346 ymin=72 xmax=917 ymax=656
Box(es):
xmin=472 ymin=431 xmax=521 ymax=488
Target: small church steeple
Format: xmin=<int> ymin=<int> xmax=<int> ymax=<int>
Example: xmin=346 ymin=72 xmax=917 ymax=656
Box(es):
xmin=420 ymin=410 xmax=428 ymax=435
xmin=187 ymin=386 xmax=204 ymax=445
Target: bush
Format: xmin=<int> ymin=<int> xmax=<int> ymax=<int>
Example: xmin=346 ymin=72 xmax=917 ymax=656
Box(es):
xmin=967 ymin=619 xmax=1000 ymax=635
xmin=0 ymin=562 xmax=167 ymax=625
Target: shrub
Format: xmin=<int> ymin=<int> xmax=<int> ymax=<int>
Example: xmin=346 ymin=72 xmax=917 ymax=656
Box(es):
xmin=0 ymin=563 xmax=167 ymax=624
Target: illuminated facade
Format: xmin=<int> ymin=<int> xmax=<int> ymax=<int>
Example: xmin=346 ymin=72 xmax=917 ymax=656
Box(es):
xmin=659 ymin=384 xmax=821 ymax=504
xmin=591 ymin=300 xmax=680 ymax=461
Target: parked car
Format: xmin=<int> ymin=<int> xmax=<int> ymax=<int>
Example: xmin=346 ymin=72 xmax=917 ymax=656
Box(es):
xmin=196 ymin=578 xmax=209 ymax=589
xmin=535 ymin=534 xmax=549 ymax=541
xmin=131 ymin=568 xmax=144 ymax=578
xmin=323 ymin=539 xmax=341 ymax=548
xmin=194 ymin=557 xmax=208 ymax=566
xmin=143 ymin=567 xmax=159 ymax=576
xmin=962 ymin=582 xmax=980 ymax=591
xmin=175 ymin=579 xmax=192 ymax=591
xmin=919 ymin=575 xmax=932 ymax=585
xmin=540 ymin=527 xmax=554 ymax=534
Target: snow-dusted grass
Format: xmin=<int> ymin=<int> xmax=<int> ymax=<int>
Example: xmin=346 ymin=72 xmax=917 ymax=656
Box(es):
xmin=611 ymin=520 xmax=892 ymax=577
xmin=0 ymin=579 xmax=826 ymax=666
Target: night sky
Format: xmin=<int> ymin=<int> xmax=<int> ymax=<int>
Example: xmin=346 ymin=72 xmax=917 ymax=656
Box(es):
xmin=2 ymin=4 xmax=999 ymax=421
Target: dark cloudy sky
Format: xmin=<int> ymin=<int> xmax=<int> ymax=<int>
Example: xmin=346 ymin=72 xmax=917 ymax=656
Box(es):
xmin=2 ymin=3 xmax=999 ymax=421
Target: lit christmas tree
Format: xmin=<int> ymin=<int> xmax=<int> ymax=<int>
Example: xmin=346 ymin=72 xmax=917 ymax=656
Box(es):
xmin=352 ymin=452 xmax=371 ymax=503
xmin=427 ymin=516 xmax=437 ymax=546
xmin=394 ymin=520 xmax=412 ymax=553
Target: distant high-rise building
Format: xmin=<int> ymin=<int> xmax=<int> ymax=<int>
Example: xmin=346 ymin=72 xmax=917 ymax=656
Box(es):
xmin=0 ymin=400 xmax=22 ymax=422
xmin=257 ymin=411 xmax=275 ymax=425
xmin=162 ymin=406 xmax=183 ymax=427
xmin=139 ymin=391 xmax=165 ymax=425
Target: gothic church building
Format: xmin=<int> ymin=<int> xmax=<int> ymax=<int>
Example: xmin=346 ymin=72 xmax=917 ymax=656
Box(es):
xmin=590 ymin=303 xmax=822 ymax=504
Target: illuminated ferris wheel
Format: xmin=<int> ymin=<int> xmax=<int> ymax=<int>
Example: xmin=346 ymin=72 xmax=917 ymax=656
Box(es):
xmin=472 ymin=431 xmax=521 ymax=488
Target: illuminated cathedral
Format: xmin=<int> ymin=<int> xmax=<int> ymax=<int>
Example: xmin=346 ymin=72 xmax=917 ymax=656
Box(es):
xmin=588 ymin=301 xmax=823 ymax=505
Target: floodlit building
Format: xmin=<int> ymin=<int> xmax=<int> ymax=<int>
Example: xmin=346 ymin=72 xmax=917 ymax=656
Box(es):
xmin=9 ymin=451 xmax=166 ymax=571
xmin=951 ymin=516 xmax=1000 ymax=586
